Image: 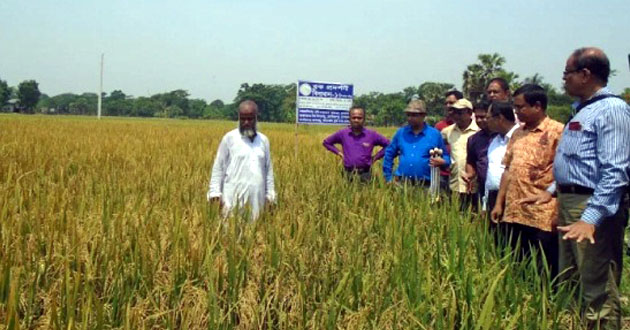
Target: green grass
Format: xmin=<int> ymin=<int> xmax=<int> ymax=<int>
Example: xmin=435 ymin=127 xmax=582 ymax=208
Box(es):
xmin=0 ymin=113 xmax=628 ymax=329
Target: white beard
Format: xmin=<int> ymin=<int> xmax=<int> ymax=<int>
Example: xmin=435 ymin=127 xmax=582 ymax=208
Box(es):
xmin=239 ymin=125 xmax=257 ymax=141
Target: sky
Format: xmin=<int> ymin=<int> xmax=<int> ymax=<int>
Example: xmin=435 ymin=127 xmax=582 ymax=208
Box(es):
xmin=1 ymin=0 xmax=629 ymax=102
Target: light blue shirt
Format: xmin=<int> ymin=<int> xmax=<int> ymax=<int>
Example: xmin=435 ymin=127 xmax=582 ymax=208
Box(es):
xmin=485 ymin=124 xmax=519 ymax=193
xmin=552 ymin=87 xmax=630 ymax=226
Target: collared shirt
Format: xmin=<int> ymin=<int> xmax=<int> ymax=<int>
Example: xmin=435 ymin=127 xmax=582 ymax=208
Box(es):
xmin=207 ymin=128 xmax=275 ymax=221
xmin=466 ymin=129 xmax=496 ymax=194
xmin=322 ymin=127 xmax=390 ymax=170
xmin=503 ymin=117 xmax=564 ymax=232
xmin=553 ymin=87 xmax=630 ymax=226
xmin=485 ymin=124 xmax=519 ymax=193
xmin=435 ymin=118 xmax=454 ymax=176
xmin=442 ymin=121 xmax=480 ymax=193
xmin=383 ymin=124 xmax=451 ymax=182
xmin=435 ymin=118 xmax=454 ymax=131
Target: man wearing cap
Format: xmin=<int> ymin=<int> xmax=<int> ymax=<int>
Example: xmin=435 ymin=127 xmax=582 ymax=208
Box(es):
xmin=435 ymin=90 xmax=463 ymax=131
xmin=383 ymin=100 xmax=450 ymax=186
xmin=441 ymin=98 xmax=480 ymax=210
xmin=323 ymin=106 xmax=390 ymax=182
xmin=435 ymin=90 xmax=464 ymax=193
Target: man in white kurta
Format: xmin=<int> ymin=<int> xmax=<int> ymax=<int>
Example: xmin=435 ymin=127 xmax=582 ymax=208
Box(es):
xmin=207 ymin=101 xmax=276 ymax=221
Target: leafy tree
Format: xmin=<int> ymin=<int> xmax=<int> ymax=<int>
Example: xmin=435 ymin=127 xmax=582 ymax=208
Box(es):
xmin=132 ymin=97 xmax=161 ymax=117
xmin=354 ymin=92 xmax=407 ymax=126
xmin=462 ymin=53 xmax=518 ymax=102
xmin=281 ymin=84 xmax=296 ymax=123
xmin=417 ymin=82 xmax=454 ymax=117
xmin=0 ymin=78 xmax=10 ymax=107
xmin=45 ymin=93 xmax=77 ymax=114
xmin=496 ymin=71 xmax=520 ymax=92
xmin=234 ymin=83 xmax=293 ymax=122
xmin=547 ymin=105 xmax=572 ymax=123
xmin=157 ymin=90 xmax=189 ymax=113
xmin=36 ymin=94 xmax=50 ymax=113
xmin=108 ymin=90 xmax=126 ymax=101
xmin=521 ymin=74 xmax=573 ymax=106
xmin=188 ymin=99 xmax=207 ymax=118
xmin=210 ymin=99 xmax=224 ymax=108
xmin=203 ymin=99 xmax=230 ymax=120
xmin=156 ymin=105 xmax=184 ymax=118
xmin=522 ymin=73 xmax=544 ymax=85
xmin=622 ymin=88 xmax=630 ymax=104
xmin=17 ymin=80 xmax=41 ymax=112
xmin=104 ymin=90 xmax=133 ymax=116
xmin=402 ymin=86 xmax=420 ymax=103
xmin=69 ymin=97 xmax=92 ymax=115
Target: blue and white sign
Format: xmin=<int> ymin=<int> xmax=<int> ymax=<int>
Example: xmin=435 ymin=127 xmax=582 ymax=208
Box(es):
xmin=297 ymin=80 xmax=354 ymax=125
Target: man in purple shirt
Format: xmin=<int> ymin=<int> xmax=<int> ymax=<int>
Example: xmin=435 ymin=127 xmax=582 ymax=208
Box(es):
xmin=323 ymin=106 xmax=390 ymax=182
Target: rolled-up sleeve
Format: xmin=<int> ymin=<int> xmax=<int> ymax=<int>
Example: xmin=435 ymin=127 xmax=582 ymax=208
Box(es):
xmin=323 ymin=131 xmax=342 ymax=155
xmin=372 ymin=132 xmax=390 ymax=161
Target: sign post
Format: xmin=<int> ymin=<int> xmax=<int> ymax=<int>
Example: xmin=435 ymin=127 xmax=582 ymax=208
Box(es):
xmin=295 ymin=80 xmax=354 ymax=157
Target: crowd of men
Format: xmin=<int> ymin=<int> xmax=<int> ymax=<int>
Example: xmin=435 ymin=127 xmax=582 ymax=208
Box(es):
xmin=208 ymin=47 xmax=630 ymax=328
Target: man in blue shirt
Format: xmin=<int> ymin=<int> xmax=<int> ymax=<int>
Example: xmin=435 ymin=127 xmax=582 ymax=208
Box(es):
xmin=383 ymin=100 xmax=450 ymax=185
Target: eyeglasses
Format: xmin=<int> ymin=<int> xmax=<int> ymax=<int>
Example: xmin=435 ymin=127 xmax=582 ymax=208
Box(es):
xmin=406 ymin=112 xmax=427 ymax=116
xmin=451 ymin=108 xmax=469 ymax=115
xmin=563 ymin=68 xmax=582 ymax=76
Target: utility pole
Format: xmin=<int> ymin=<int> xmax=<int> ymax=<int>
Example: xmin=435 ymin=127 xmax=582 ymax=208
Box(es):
xmin=98 ymin=53 xmax=104 ymax=119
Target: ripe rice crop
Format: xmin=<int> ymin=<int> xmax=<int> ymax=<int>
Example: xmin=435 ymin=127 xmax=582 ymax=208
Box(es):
xmin=1 ymin=114 xmax=628 ymax=329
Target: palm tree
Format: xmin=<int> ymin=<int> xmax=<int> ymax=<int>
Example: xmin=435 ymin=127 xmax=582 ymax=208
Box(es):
xmin=462 ymin=53 xmax=521 ymax=102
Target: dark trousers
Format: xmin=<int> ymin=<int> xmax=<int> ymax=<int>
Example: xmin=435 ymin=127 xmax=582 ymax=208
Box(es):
xmin=459 ymin=192 xmax=480 ymax=213
xmin=557 ymin=192 xmax=628 ymax=329
xmin=342 ymin=167 xmax=371 ymax=183
xmin=501 ymin=222 xmax=559 ymax=280
xmin=439 ymin=174 xmax=451 ymax=193
xmin=486 ymin=190 xmax=501 ymax=242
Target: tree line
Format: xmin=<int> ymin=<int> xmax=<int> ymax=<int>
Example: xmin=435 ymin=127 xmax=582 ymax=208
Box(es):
xmin=2 ymin=53 xmax=629 ymax=125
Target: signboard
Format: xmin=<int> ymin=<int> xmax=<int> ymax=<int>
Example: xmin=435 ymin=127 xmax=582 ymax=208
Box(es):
xmin=296 ymin=80 xmax=354 ymax=125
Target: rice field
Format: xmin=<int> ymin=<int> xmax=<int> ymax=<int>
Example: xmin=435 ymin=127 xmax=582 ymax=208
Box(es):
xmin=1 ymin=114 xmax=629 ymax=329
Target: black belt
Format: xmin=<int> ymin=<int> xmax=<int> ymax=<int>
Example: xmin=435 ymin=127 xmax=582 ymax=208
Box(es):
xmin=345 ymin=166 xmax=370 ymax=174
xmin=558 ymin=184 xmax=594 ymax=195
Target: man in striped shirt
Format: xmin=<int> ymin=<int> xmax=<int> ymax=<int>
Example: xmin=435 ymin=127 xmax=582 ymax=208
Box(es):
xmin=524 ymin=47 xmax=630 ymax=329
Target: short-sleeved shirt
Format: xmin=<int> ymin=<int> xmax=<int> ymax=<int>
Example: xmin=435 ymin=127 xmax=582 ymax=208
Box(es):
xmin=441 ymin=121 xmax=480 ymax=193
xmin=502 ymin=116 xmax=564 ymax=232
